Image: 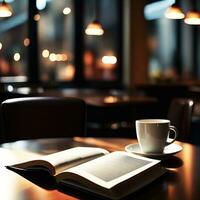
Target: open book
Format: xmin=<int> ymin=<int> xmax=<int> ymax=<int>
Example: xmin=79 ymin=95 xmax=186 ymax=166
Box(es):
xmin=6 ymin=147 xmax=166 ymax=199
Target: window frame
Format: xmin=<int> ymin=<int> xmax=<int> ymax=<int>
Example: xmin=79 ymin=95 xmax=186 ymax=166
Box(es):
xmin=27 ymin=0 xmax=124 ymax=89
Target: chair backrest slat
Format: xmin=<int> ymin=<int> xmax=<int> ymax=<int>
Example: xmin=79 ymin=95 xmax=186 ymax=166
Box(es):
xmin=0 ymin=97 xmax=86 ymax=142
xmin=167 ymin=98 xmax=194 ymax=142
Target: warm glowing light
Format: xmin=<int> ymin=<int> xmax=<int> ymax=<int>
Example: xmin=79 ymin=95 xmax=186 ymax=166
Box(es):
xmin=47 ymin=51 xmax=68 ymax=62
xmin=58 ymin=64 xmax=75 ymax=81
xmin=61 ymin=54 xmax=68 ymax=61
xmin=14 ymin=53 xmax=21 ymax=61
xmin=85 ymin=21 xmax=104 ymax=36
xmin=0 ymin=1 xmax=12 ymax=17
xmin=42 ymin=49 xmax=49 ymax=58
xmin=34 ymin=14 xmax=41 ymax=21
xmin=102 ymin=56 xmax=117 ymax=64
xmin=65 ymin=64 xmax=75 ymax=80
xmin=49 ymin=53 xmax=56 ymax=62
xmin=104 ymin=96 xmax=118 ymax=104
xmin=56 ymin=54 xmax=63 ymax=61
xmin=63 ymin=7 xmax=71 ymax=15
xmin=0 ymin=42 xmax=2 ymax=50
xmin=184 ymin=11 xmax=200 ymax=25
xmin=23 ymin=38 xmax=30 ymax=46
xmin=165 ymin=6 xmax=185 ymax=19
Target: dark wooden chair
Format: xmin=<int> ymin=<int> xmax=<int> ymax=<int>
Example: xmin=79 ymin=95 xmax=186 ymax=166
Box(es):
xmin=167 ymin=98 xmax=194 ymax=142
xmin=0 ymin=97 xmax=86 ymax=143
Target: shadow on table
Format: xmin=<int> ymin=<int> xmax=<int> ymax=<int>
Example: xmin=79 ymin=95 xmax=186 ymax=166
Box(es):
xmin=6 ymin=166 xmax=57 ymax=190
xmin=58 ymin=174 xmax=168 ymax=200
xmin=6 ymin=166 xmax=107 ymax=199
xmin=122 ymin=174 xmax=168 ymax=200
xmin=161 ymin=156 xmax=183 ymax=168
xmin=6 ymin=166 xmax=167 ymax=200
xmin=6 ymin=159 xmax=182 ymax=200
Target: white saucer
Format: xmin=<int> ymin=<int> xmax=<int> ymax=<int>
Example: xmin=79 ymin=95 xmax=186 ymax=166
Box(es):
xmin=125 ymin=143 xmax=183 ymax=159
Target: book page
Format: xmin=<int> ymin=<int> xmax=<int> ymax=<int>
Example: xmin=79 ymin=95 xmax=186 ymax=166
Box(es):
xmin=64 ymin=151 xmax=160 ymax=189
xmin=10 ymin=147 xmax=109 ymax=176
xmin=43 ymin=147 xmax=109 ymax=175
xmin=81 ymin=154 xmax=151 ymax=182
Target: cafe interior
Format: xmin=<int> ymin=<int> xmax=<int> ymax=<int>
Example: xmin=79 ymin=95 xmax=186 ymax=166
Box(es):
xmin=0 ymin=0 xmax=199 ymax=143
xmin=0 ymin=0 xmax=200 ymax=199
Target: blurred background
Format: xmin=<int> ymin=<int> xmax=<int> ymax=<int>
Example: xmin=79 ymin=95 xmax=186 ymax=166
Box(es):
xmin=0 ymin=0 xmax=200 ymax=144
xmin=0 ymin=0 xmax=200 ymax=88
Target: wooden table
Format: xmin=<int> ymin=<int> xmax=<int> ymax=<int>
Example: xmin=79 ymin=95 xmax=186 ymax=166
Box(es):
xmin=0 ymin=137 xmax=200 ymax=200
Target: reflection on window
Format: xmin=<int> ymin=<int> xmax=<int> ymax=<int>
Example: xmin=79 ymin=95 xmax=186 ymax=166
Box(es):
xmin=147 ymin=18 xmax=178 ymax=82
xmin=0 ymin=0 xmax=122 ymax=86
xmin=83 ymin=0 xmax=119 ymax=81
xmin=38 ymin=0 xmax=74 ymax=82
xmin=0 ymin=0 xmax=28 ymax=80
xmin=145 ymin=0 xmax=196 ymax=82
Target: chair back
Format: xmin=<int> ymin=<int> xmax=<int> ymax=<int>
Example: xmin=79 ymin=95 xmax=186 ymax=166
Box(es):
xmin=167 ymin=98 xmax=194 ymax=142
xmin=0 ymin=97 xmax=86 ymax=142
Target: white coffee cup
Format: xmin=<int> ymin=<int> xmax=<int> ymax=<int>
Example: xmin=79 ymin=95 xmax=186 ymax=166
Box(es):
xmin=135 ymin=119 xmax=178 ymax=154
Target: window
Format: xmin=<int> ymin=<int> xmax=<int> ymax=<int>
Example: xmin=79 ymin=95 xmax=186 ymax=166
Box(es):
xmin=145 ymin=0 xmax=199 ymax=82
xmin=0 ymin=0 xmax=123 ymax=88
xmin=36 ymin=0 xmax=123 ymax=88
xmin=83 ymin=0 xmax=121 ymax=82
xmin=0 ymin=0 xmax=28 ymax=82
xmin=38 ymin=0 xmax=75 ymax=83
xmin=147 ymin=19 xmax=178 ymax=82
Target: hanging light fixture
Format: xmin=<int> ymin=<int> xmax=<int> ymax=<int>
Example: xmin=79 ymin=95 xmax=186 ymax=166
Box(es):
xmin=184 ymin=11 xmax=200 ymax=25
xmin=0 ymin=0 xmax=13 ymax=17
xmin=165 ymin=5 xmax=185 ymax=19
xmin=184 ymin=0 xmax=200 ymax=25
xmin=85 ymin=0 xmax=104 ymax=36
xmin=165 ymin=0 xmax=184 ymax=19
xmin=85 ymin=20 xmax=104 ymax=36
xmin=164 ymin=0 xmax=200 ymax=25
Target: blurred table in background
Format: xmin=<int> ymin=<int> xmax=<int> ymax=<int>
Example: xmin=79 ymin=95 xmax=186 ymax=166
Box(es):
xmin=9 ymin=87 xmax=158 ymax=137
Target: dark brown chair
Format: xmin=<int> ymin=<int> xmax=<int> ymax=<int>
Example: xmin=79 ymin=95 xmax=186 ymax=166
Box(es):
xmin=167 ymin=98 xmax=194 ymax=142
xmin=0 ymin=97 xmax=86 ymax=142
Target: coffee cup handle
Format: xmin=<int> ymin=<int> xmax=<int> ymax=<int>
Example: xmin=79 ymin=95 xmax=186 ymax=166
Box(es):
xmin=166 ymin=125 xmax=178 ymax=146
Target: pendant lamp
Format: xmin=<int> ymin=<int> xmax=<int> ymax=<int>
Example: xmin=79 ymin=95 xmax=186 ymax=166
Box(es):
xmin=184 ymin=0 xmax=200 ymax=25
xmin=165 ymin=0 xmax=184 ymax=19
xmin=85 ymin=0 xmax=104 ymax=36
xmin=85 ymin=19 xmax=104 ymax=36
xmin=184 ymin=10 xmax=200 ymax=25
xmin=0 ymin=0 xmax=13 ymax=18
